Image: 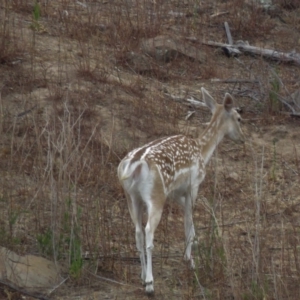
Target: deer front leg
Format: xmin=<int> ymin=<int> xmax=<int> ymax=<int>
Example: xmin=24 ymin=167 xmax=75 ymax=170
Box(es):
xmin=183 ymin=182 xmax=200 ymax=269
xmin=183 ymin=195 xmax=196 ymax=269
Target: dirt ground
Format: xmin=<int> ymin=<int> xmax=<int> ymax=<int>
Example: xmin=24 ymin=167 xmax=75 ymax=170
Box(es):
xmin=0 ymin=0 xmax=300 ymax=299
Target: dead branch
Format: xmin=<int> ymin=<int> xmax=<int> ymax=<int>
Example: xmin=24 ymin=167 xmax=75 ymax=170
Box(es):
xmin=185 ymin=111 xmax=195 ymax=120
xmin=210 ymin=11 xmax=229 ymax=18
xmin=204 ymin=40 xmax=300 ymax=65
xmin=16 ymin=105 xmax=38 ymax=118
xmin=186 ymin=96 xmax=207 ymax=108
xmin=48 ymin=277 xmax=69 ymax=296
xmin=290 ymin=113 xmax=300 ymax=118
xmin=232 ymin=90 xmax=261 ymax=102
xmin=224 ymin=22 xmax=233 ymax=45
xmin=222 ymin=22 xmax=241 ymax=56
xmin=164 ymin=92 xmax=185 ymax=102
xmin=211 ymin=78 xmax=259 ymax=84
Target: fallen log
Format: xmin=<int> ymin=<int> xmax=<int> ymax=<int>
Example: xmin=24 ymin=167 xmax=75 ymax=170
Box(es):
xmin=204 ymin=40 xmax=300 ymax=65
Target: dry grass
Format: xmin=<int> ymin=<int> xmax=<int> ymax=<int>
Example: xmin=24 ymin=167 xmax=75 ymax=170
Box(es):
xmin=0 ymin=0 xmax=300 ymax=299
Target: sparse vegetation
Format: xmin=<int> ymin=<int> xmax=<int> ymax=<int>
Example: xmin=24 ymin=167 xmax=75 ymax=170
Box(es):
xmin=0 ymin=0 xmax=299 ymax=299
xmin=30 ymin=0 xmax=41 ymax=31
xmin=269 ymin=70 xmax=282 ymax=113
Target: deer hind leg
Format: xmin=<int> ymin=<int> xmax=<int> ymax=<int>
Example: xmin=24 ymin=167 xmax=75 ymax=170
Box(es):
xmin=126 ymin=192 xmax=146 ymax=282
xmin=183 ymin=186 xmax=199 ymax=269
xmin=144 ymin=202 xmax=164 ymax=294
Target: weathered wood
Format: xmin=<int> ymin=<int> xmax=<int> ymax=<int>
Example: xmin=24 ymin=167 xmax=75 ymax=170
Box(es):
xmin=185 ymin=111 xmax=195 ymax=120
xmin=186 ymin=96 xmax=207 ymax=107
xmin=290 ymin=113 xmax=300 ymax=118
xmin=210 ymin=11 xmax=229 ymax=18
xmin=224 ymin=22 xmax=233 ymax=45
xmin=211 ymin=78 xmax=259 ymax=83
xmin=204 ymin=40 xmax=300 ymax=65
xmin=223 ymin=47 xmax=241 ymax=57
xmin=164 ymin=93 xmax=207 ymax=109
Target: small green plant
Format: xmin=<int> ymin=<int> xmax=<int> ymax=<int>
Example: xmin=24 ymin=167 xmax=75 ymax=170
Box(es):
xmin=194 ymin=229 xmax=226 ymax=276
xmin=30 ymin=1 xmax=41 ymax=31
xmin=8 ymin=208 xmax=26 ymax=239
xmin=64 ymin=199 xmax=83 ymax=279
xmin=8 ymin=211 xmax=19 ymax=233
xmin=0 ymin=225 xmax=9 ymax=246
xmin=37 ymin=228 xmax=54 ymax=256
xmin=36 ymin=199 xmax=83 ymax=279
xmin=69 ymin=232 xmax=84 ymax=279
xmin=0 ymin=195 xmax=22 ymax=247
xmin=242 ymin=279 xmax=268 ymax=300
xmin=193 ymin=199 xmax=227 ymax=293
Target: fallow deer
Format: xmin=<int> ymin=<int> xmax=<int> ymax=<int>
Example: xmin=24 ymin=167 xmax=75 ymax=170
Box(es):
xmin=118 ymin=88 xmax=245 ymax=294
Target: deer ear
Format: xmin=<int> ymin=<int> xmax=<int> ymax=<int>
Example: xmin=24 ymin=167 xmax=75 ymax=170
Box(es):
xmin=201 ymin=88 xmax=216 ymax=113
xmin=223 ymin=93 xmax=234 ymax=112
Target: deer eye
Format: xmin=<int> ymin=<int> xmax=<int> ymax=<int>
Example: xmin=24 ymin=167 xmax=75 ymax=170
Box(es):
xmin=237 ymin=117 xmax=241 ymax=122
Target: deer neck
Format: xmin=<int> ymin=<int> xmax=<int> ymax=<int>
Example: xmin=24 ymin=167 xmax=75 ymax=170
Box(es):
xmin=197 ymin=116 xmax=225 ymax=165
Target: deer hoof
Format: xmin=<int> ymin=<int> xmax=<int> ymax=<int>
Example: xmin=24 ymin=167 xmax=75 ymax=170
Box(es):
xmin=145 ymin=281 xmax=154 ymax=295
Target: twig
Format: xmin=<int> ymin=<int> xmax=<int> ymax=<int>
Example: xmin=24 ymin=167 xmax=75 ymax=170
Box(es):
xmin=47 ymin=277 xmax=69 ymax=296
xmin=0 ymin=279 xmax=50 ymax=300
xmin=164 ymin=92 xmax=185 ymax=102
xmin=88 ymin=270 xmax=142 ymax=289
xmin=277 ymin=95 xmax=296 ymax=113
xmin=211 ymin=78 xmax=259 ymax=84
xmin=16 ymin=105 xmax=38 ymax=118
xmin=193 ymin=271 xmax=207 ymax=300
xmin=168 ymin=10 xmax=185 ymax=17
xmin=210 ymin=11 xmax=229 ymax=18
xmin=185 ymin=111 xmax=195 ymax=120
xmin=76 ymin=1 xmax=87 ymax=8
xmin=232 ymin=89 xmax=261 ymax=102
